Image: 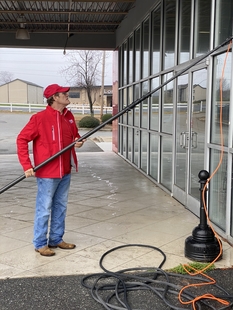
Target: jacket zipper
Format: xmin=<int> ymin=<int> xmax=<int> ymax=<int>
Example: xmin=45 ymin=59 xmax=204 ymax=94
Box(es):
xmin=57 ymin=113 xmax=62 ymax=178
xmin=52 ymin=125 xmax=55 ymax=141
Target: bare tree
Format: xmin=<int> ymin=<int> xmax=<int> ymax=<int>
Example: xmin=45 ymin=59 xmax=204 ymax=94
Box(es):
xmin=0 ymin=71 xmax=14 ymax=85
xmin=61 ymin=50 xmax=103 ymax=115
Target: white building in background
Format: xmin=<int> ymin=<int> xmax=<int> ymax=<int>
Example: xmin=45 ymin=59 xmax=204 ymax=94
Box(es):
xmin=0 ymin=79 xmax=43 ymax=104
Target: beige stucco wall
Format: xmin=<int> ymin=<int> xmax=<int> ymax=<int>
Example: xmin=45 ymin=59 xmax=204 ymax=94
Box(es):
xmin=28 ymin=84 xmax=43 ymax=104
xmin=0 ymin=84 xmax=9 ymax=102
xmin=0 ymin=80 xmax=43 ymax=104
xmin=9 ymin=80 xmax=27 ymax=103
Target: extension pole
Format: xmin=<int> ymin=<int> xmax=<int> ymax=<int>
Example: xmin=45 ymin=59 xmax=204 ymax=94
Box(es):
xmin=0 ymin=36 xmax=232 ymax=195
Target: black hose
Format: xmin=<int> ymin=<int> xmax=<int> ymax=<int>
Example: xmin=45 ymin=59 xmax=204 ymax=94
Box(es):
xmin=81 ymin=244 xmax=233 ymax=310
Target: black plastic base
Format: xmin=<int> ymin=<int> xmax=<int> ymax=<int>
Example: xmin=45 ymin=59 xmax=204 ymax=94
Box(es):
xmin=184 ymin=224 xmax=222 ymax=262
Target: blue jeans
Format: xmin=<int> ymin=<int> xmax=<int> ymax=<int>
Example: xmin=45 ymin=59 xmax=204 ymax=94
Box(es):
xmin=33 ymin=174 xmax=71 ymax=249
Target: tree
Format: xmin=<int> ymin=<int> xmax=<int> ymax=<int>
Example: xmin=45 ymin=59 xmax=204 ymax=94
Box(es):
xmin=0 ymin=71 xmax=14 ymax=85
xmin=61 ymin=50 xmax=103 ymax=115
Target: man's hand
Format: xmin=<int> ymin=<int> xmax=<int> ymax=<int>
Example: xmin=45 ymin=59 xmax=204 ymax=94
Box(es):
xmin=74 ymin=138 xmax=86 ymax=148
xmin=24 ymin=168 xmax=35 ymax=178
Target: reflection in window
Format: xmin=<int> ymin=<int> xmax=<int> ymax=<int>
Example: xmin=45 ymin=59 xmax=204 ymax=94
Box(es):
xmin=179 ymin=0 xmax=191 ymax=63
xmin=162 ymin=72 xmax=173 ymax=134
xmin=123 ymin=88 xmax=128 ymax=124
xmin=134 ymin=84 xmax=140 ymax=127
xmin=123 ymin=42 xmax=127 ymax=85
xmin=161 ymin=135 xmax=172 ymax=190
xmin=141 ymin=81 xmax=149 ymax=129
xmin=150 ymin=78 xmax=159 ymax=131
xmin=135 ymin=28 xmax=141 ymax=82
xmin=128 ymin=36 xmax=133 ymax=84
xmin=175 ymin=74 xmax=188 ymax=191
xmin=141 ymin=131 xmax=148 ymax=173
xmin=215 ymin=0 xmax=233 ymax=46
xmin=211 ymin=52 xmax=231 ymax=146
xmin=164 ymin=0 xmax=176 ymax=70
xmin=194 ymin=0 xmax=211 ymax=56
xmin=190 ymin=69 xmax=207 ymax=199
xmin=209 ymin=149 xmax=227 ymax=231
xmin=127 ymin=127 xmax=132 ymax=162
xmin=123 ymin=126 xmax=127 ymax=158
xmin=152 ymin=6 xmax=161 ymax=74
xmin=128 ymin=86 xmax=133 ymax=126
xmin=149 ymin=133 xmax=158 ymax=181
xmin=142 ymin=19 xmax=150 ymax=78
xmin=133 ymin=128 xmax=139 ymax=166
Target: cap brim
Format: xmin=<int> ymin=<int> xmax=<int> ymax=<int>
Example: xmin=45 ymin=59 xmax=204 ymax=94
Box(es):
xmin=60 ymin=87 xmax=70 ymax=92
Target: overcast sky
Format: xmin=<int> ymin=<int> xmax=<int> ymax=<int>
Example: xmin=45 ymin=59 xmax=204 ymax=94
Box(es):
xmin=0 ymin=48 xmax=113 ymax=89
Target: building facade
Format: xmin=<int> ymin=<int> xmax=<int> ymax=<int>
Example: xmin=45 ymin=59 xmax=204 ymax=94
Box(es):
xmin=112 ymin=0 xmax=233 ymax=243
xmin=69 ymin=85 xmax=112 ymax=107
xmin=0 ymin=79 xmax=43 ymax=104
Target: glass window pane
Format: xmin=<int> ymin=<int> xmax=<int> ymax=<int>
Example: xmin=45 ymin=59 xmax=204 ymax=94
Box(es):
xmin=128 ymin=36 xmax=133 ymax=84
xmin=149 ymin=133 xmax=158 ymax=180
xmin=123 ymin=88 xmax=128 ymax=124
xmin=209 ymin=149 xmax=227 ymax=231
xmin=123 ymin=42 xmax=127 ymax=85
xmin=127 ymin=127 xmax=132 ymax=162
xmin=194 ymin=0 xmax=211 ymax=56
xmin=123 ymin=126 xmax=127 ymax=158
xmin=141 ymin=81 xmax=149 ymax=129
xmin=190 ymin=69 xmax=207 ymax=199
xmin=119 ymin=46 xmax=123 ymax=87
xmin=175 ymin=74 xmax=188 ymax=191
xmin=214 ymin=0 xmax=232 ymax=46
xmin=152 ymin=6 xmax=161 ymax=74
xmin=162 ymin=72 xmax=173 ymax=134
xmin=119 ymin=89 xmax=123 ymax=123
xmin=164 ymin=0 xmax=176 ymax=70
xmin=133 ymin=128 xmax=139 ymax=166
xmin=150 ymin=77 xmax=160 ymax=131
xmin=141 ymin=131 xmax=148 ymax=173
xmin=231 ymin=156 xmax=233 ymax=236
xmin=211 ymin=52 xmax=231 ymax=146
xmin=134 ymin=84 xmax=140 ymax=127
xmin=142 ymin=19 xmax=150 ymax=78
xmin=135 ymin=28 xmax=141 ymax=81
xmin=128 ymin=86 xmax=133 ymax=126
xmin=179 ymin=0 xmax=191 ymax=63
xmin=161 ymin=135 xmax=173 ymax=190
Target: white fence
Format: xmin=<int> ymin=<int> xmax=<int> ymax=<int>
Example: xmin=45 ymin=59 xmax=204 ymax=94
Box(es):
xmin=0 ymin=103 xmax=112 ymax=115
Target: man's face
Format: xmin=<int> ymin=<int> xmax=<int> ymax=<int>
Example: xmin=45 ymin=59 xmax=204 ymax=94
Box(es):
xmin=55 ymin=92 xmax=70 ymax=106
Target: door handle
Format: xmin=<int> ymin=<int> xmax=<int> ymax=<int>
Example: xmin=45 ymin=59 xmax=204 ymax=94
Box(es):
xmin=180 ymin=131 xmax=197 ymax=149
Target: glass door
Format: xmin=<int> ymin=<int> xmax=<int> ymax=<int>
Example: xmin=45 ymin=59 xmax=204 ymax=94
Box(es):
xmin=173 ymin=68 xmax=207 ymax=215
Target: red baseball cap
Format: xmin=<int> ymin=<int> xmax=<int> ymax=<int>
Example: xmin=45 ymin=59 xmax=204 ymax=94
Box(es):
xmin=43 ymin=84 xmax=70 ymax=98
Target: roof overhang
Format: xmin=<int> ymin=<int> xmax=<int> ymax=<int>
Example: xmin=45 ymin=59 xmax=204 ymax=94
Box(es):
xmin=0 ymin=0 xmax=136 ymax=50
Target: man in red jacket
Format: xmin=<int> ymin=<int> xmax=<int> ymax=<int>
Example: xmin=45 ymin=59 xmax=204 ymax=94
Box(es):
xmin=17 ymin=84 xmax=85 ymax=256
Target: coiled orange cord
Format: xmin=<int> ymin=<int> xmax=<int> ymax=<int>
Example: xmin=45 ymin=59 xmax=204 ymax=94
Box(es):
xmin=178 ymin=40 xmax=232 ymax=310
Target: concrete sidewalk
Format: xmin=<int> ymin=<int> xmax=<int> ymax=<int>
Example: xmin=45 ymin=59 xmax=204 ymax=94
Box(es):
xmin=0 ymin=112 xmax=233 ymax=309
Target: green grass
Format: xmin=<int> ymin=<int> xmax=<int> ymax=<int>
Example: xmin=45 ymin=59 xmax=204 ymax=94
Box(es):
xmin=167 ymin=262 xmax=215 ymax=274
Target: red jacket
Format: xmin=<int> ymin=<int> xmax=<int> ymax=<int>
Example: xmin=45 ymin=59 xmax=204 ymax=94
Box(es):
xmin=16 ymin=105 xmax=81 ymax=178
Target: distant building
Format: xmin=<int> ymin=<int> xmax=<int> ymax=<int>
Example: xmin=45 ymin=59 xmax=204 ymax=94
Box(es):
xmin=0 ymin=79 xmax=44 ymax=104
xmin=69 ymin=85 xmax=112 ymax=107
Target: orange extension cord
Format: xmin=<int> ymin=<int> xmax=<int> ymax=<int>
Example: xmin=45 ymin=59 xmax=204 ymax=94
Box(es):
xmin=178 ymin=41 xmax=232 ymax=310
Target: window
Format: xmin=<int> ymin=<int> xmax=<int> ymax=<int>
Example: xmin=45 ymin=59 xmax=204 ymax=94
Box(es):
xmin=69 ymin=91 xmax=80 ymax=98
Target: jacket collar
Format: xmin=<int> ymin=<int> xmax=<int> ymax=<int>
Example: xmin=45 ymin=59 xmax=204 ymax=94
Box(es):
xmin=46 ymin=105 xmax=68 ymax=115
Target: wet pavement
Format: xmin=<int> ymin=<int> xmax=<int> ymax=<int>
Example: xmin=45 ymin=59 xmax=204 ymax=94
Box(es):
xmin=0 ymin=112 xmax=233 ymax=310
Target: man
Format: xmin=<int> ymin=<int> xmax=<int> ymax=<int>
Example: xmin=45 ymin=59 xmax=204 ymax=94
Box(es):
xmin=17 ymin=84 xmax=85 ymax=257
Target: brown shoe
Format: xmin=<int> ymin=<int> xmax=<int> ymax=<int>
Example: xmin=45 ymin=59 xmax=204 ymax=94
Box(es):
xmin=48 ymin=241 xmax=76 ymax=250
xmin=35 ymin=245 xmax=55 ymax=256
